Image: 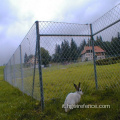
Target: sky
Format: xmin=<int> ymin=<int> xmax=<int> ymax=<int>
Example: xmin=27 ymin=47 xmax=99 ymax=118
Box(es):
xmin=0 ymin=0 xmax=120 ymax=66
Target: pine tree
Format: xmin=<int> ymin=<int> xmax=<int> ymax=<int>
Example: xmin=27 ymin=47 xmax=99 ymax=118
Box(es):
xmin=54 ymin=44 xmax=61 ymax=62
xmin=61 ymin=40 xmax=70 ymax=62
xmin=70 ymin=38 xmax=78 ymax=61
xmin=24 ymin=53 xmax=28 ymax=64
xmin=78 ymin=39 xmax=86 ymax=56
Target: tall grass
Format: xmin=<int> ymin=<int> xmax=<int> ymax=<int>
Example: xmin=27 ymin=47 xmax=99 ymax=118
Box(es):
xmin=1 ymin=62 xmax=120 ymax=120
xmin=39 ymin=62 xmax=120 ymax=101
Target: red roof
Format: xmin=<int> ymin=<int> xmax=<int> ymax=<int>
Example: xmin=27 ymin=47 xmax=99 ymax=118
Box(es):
xmin=81 ymin=46 xmax=105 ymax=55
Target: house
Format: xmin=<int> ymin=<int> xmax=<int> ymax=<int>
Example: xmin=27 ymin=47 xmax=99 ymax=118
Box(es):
xmin=27 ymin=56 xmax=38 ymax=66
xmin=81 ymin=46 xmax=105 ymax=62
xmin=27 ymin=56 xmax=45 ymax=68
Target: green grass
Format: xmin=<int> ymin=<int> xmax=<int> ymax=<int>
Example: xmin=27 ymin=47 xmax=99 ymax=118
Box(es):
xmin=31 ymin=62 xmax=120 ymax=101
xmin=1 ymin=62 xmax=120 ymax=120
xmin=0 ymin=66 xmax=48 ymax=120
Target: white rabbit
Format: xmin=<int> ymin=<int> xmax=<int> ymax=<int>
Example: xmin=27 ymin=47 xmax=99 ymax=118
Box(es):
xmin=64 ymin=82 xmax=83 ymax=112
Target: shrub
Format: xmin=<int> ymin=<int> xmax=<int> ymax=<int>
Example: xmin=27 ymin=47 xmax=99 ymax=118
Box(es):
xmin=96 ymin=56 xmax=120 ymax=65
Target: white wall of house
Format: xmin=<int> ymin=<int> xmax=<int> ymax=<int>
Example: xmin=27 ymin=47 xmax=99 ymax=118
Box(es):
xmin=81 ymin=53 xmax=93 ymax=62
xmin=81 ymin=52 xmax=105 ymax=62
xmin=96 ymin=53 xmax=105 ymax=60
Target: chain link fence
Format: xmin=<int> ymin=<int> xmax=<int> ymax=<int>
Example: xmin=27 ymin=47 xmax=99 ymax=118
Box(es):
xmin=4 ymin=4 xmax=120 ymax=110
xmin=4 ymin=23 xmax=41 ymax=100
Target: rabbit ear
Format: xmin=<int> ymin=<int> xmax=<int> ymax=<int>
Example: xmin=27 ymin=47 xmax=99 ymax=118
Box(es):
xmin=74 ymin=83 xmax=78 ymax=91
xmin=78 ymin=82 xmax=81 ymax=88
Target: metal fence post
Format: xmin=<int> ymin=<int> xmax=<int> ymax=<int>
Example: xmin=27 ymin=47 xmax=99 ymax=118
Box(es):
xmin=90 ymin=24 xmax=98 ymax=89
xmin=13 ymin=54 xmax=16 ymax=87
xmin=20 ymin=45 xmax=24 ymax=93
xmin=32 ymin=37 xmax=38 ymax=98
xmin=4 ymin=67 xmax=6 ymax=81
xmin=35 ymin=21 xmax=44 ymax=110
xmin=10 ymin=59 xmax=12 ymax=84
xmin=5 ymin=64 xmax=7 ymax=81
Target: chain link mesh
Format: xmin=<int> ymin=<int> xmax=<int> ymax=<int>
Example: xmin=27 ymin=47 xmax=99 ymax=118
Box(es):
xmin=4 ymin=4 xmax=120 ymax=112
xmin=4 ymin=23 xmax=41 ymax=101
xmin=92 ymin=4 xmax=120 ymax=91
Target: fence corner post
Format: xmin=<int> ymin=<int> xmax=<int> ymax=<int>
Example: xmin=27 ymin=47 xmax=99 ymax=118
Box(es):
xmin=35 ymin=21 xmax=44 ymax=110
xmin=90 ymin=24 xmax=98 ymax=89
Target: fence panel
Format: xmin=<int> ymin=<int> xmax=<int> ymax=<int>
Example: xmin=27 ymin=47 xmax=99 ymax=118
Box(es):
xmin=38 ymin=22 xmax=97 ymax=106
xmin=4 ymin=23 xmax=41 ymax=100
xmin=92 ymin=4 xmax=120 ymax=91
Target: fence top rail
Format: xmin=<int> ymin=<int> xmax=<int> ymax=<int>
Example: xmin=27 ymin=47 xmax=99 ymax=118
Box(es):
xmin=93 ymin=19 xmax=120 ymax=36
xmin=38 ymin=21 xmax=91 ymax=36
xmin=39 ymin=34 xmax=91 ymax=37
xmin=38 ymin=21 xmax=89 ymax=26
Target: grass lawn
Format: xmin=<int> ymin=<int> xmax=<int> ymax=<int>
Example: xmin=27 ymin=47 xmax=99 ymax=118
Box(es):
xmin=1 ymin=62 xmax=120 ymax=120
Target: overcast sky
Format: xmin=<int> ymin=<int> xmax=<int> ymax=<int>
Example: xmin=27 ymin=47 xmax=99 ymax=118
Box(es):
xmin=0 ymin=0 xmax=120 ymax=66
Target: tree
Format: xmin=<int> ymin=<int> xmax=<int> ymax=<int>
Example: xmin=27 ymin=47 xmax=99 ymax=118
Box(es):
xmin=24 ymin=53 xmax=29 ymax=64
xmin=78 ymin=39 xmax=86 ymax=56
xmin=61 ymin=40 xmax=70 ymax=62
xmin=70 ymin=38 xmax=78 ymax=61
xmin=87 ymin=38 xmax=92 ymax=46
xmin=118 ymin=32 xmax=120 ymax=39
xmin=28 ymin=54 xmax=33 ymax=60
xmin=111 ymin=37 xmax=120 ymax=56
xmin=55 ymin=44 xmax=61 ymax=55
xmin=40 ymin=47 xmax=51 ymax=66
xmin=54 ymin=44 xmax=61 ymax=62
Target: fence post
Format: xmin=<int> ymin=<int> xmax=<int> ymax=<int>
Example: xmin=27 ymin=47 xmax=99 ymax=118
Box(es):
xmin=35 ymin=21 xmax=44 ymax=110
xmin=10 ymin=59 xmax=12 ymax=84
xmin=4 ymin=67 xmax=6 ymax=81
xmin=90 ymin=24 xmax=98 ymax=89
xmin=32 ymin=37 xmax=38 ymax=98
xmin=13 ymin=54 xmax=16 ymax=87
xmin=5 ymin=64 xmax=7 ymax=81
xmin=20 ymin=45 xmax=24 ymax=93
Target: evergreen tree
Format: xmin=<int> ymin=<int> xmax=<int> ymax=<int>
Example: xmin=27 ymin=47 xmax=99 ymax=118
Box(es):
xmin=55 ymin=44 xmax=61 ymax=55
xmin=78 ymin=39 xmax=86 ymax=56
xmin=24 ymin=53 xmax=28 ymax=64
xmin=70 ymin=38 xmax=78 ymax=61
xmin=118 ymin=32 xmax=120 ymax=39
xmin=94 ymin=36 xmax=103 ymax=47
xmin=111 ymin=37 xmax=120 ymax=56
xmin=61 ymin=40 xmax=70 ymax=62
xmin=54 ymin=44 xmax=61 ymax=62
xmin=28 ymin=54 xmax=33 ymax=60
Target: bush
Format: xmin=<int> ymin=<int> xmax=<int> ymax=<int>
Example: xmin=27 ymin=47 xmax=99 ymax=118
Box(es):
xmin=96 ymin=56 xmax=120 ymax=65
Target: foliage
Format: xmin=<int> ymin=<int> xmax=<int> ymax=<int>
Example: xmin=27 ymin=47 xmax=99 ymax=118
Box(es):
xmin=53 ymin=32 xmax=120 ymax=63
xmin=41 ymin=47 xmax=51 ymax=66
xmin=24 ymin=53 xmax=29 ymax=64
xmin=53 ymin=44 xmax=61 ymax=62
xmin=96 ymin=56 xmax=120 ymax=65
xmin=70 ymin=38 xmax=78 ymax=61
xmin=61 ymin=40 xmax=70 ymax=62
xmin=24 ymin=47 xmax=51 ymax=66
xmin=94 ymin=34 xmax=120 ymax=56
xmin=86 ymin=32 xmax=120 ymax=57
xmin=52 ymin=39 xmax=86 ymax=63
xmin=78 ymin=39 xmax=87 ymax=57
xmin=24 ymin=53 xmax=34 ymax=65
